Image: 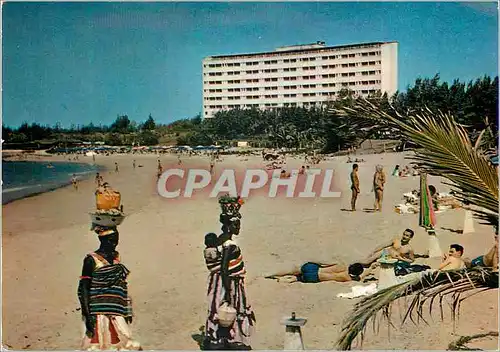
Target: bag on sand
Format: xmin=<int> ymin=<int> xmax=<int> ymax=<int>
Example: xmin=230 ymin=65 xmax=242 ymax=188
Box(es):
xmin=96 ymin=186 xmax=121 ymax=210
xmin=218 ymin=302 xmax=237 ymax=327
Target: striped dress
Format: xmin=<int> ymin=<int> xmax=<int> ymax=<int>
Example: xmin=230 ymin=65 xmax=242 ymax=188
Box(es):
xmin=204 ymin=240 xmax=256 ymax=349
xmin=79 ymin=252 xmax=141 ymax=351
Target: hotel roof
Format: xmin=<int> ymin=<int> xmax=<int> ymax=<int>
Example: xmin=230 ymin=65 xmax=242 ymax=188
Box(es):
xmin=204 ymin=41 xmax=398 ymax=60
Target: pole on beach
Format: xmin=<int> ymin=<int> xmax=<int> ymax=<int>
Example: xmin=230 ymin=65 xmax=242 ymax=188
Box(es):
xmin=462 ymin=209 xmax=475 ymax=234
xmin=377 ymin=258 xmax=399 ymax=290
xmin=280 ymin=312 xmax=307 ymax=350
xmin=427 ymin=229 xmax=443 ymax=258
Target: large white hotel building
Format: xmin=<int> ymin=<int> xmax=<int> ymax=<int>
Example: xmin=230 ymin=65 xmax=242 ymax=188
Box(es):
xmin=202 ymin=41 xmax=398 ymax=118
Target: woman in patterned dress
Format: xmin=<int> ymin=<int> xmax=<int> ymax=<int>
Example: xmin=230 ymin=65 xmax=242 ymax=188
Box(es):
xmin=203 ymin=196 xmax=256 ymax=350
xmin=77 ymin=226 xmax=141 ymax=350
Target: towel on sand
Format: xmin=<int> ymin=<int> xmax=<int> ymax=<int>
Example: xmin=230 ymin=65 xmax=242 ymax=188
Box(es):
xmin=336 ymin=283 xmax=378 ymax=299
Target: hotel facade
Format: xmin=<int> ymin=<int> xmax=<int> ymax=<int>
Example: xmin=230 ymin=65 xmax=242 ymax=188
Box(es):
xmin=202 ymin=41 xmax=398 ymax=118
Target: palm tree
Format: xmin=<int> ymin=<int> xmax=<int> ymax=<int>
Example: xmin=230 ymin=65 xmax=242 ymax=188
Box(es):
xmin=331 ymin=99 xmax=498 ymax=225
xmin=336 ymin=267 xmax=498 ymax=350
xmin=329 ymin=99 xmax=499 ymax=350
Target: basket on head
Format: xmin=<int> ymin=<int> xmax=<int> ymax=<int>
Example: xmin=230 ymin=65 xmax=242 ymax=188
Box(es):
xmin=218 ymin=302 xmax=237 ymax=328
xmin=218 ymin=194 xmax=244 ymax=218
xmin=96 ymin=184 xmax=121 ymax=210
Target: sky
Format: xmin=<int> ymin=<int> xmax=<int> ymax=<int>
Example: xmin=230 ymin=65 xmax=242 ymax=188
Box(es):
xmin=2 ymin=1 xmax=498 ymax=128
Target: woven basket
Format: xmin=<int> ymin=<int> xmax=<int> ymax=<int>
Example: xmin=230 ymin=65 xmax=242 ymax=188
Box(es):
xmin=96 ymin=189 xmax=121 ymax=210
xmin=218 ymin=302 xmax=237 ymax=327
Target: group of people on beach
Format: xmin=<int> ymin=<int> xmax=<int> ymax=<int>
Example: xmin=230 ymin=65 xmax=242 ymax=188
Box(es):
xmin=350 ymin=163 xmax=386 ymax=212
xmin=265 ymin=226 xmax=499 ymax=285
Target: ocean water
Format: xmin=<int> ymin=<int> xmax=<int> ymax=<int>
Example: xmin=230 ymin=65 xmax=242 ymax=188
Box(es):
xmin=2 ymin=161 xmax=101 ymax=204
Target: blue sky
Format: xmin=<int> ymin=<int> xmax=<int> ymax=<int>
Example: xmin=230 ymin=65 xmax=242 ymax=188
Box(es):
xmin=2 ymin=2 xmax=498 ymax=128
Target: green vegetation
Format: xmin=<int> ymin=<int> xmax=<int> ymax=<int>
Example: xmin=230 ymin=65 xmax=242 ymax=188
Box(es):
xmin=3 ymin=75 xmax=497 ymax=151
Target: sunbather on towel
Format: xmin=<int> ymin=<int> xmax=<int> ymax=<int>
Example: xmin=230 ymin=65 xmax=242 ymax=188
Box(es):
xmin=360 ymin=229 xmax=416 ymax=267
xmin=264 ymin=262 xmax=375 ymax=284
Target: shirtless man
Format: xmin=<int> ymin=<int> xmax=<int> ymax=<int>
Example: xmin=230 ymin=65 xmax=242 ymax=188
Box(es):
xmin=360 ymin=228 xmax=415 ymax=267
xmin=439 ymin=244 xmax=466 ymax=271
xmin=265 ymin=262 xmax=371 ymax=284
xmin=350 ymin=164 xmax=360 ymax=211
xmin=466 ymin=228 xmax=498 ymax=271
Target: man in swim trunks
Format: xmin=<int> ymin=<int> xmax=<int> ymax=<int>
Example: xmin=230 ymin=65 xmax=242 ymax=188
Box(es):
xmin=360 ymin=229 xmax=415 ymax=267
xmin=466 ymin=227 xmax=498 ymax=271
xmin=264 ymin=262 xmax=368 ymax=283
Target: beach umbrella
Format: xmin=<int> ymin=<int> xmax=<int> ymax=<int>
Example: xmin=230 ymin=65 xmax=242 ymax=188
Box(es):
xmin=419 ymin=172 xmax=441 ymax=257
xmin=418 ymin=172 xmax=436 ymax=228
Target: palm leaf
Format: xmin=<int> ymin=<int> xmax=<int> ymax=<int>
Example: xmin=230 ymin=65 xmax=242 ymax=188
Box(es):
xmin=330 ymin=99 xmax=498 ymax=226
xmin=336 ymin=268 xmax=499 ymax=350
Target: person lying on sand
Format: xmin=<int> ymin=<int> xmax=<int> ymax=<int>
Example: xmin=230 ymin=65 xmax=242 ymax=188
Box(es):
xmin=438 ymin=244 xmax=466 ymax=271
xmin=360 ymin=229 xmax=416 ymax=267
xmin=466 ymin=228 xmax=498 ymax=271
xmin=264 ymin=262 xmax=375 ymax=283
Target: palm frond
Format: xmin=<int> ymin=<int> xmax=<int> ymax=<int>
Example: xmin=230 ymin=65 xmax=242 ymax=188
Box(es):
xmin=331 ymin=99 xmax=499 ymax=226
xmin=336 ymin=267 xmax=499 ymax=350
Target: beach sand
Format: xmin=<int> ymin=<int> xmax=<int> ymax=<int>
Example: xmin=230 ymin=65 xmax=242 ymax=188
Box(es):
xmin=2 ymin=152 xmax=498 ymax=350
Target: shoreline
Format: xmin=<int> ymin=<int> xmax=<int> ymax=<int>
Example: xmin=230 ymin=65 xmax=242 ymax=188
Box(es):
xmin=2 ymin=157 xmax=106 ymax=204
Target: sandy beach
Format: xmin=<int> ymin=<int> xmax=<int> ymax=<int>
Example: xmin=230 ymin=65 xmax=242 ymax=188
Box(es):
xmin=2 ymin=152 xmax=498 ymax=350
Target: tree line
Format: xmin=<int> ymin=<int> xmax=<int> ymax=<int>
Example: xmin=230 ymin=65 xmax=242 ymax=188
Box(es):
xmin=3 ymin=75 xmax=497 ymax=151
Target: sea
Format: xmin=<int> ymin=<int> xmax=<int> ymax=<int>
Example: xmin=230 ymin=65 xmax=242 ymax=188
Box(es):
xmin=2 ymin=161 xmax=101 ymax=204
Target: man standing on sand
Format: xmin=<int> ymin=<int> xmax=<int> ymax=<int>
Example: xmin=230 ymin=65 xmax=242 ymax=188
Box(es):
xmin=350 ymin=164 xmax=360 ymax=211
xmin=133 ymin=160 xmax=136 ymax=169
xmin=115 ymin=162 xmax=119 ymax=173
xmin=373 ymin=165 xmax=386 ymax=211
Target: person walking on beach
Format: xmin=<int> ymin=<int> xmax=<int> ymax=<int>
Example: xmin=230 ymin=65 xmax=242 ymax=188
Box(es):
xmin=133 ymin=160 xmax=136 ymax=169
xmin=157 ymin=160 xmax=163 ymax=180
xmin=115 ymin=162 xmax=119 ymax=173
xmin=350 ymin=164 xmax=360 ymax=211
xmin=95 ymin=173 xmax=102 ymax=187
xmin=373 ymin=165 xmax=386 ymax=211
xmin=72 ymin=174 xmax=79 ymax=190
xmin=203 ymin=196 xmax=255 ymax=350
xmin=78 ymin=225 xmax=141 ymax=350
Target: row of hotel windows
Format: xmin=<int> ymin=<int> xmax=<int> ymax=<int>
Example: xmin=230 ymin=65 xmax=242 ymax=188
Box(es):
xmin=206 ymin=61 xmax=381 ymax=76
xmin=205 ymin=81 xmax=380 ymax=94
xmin=205 ymin=94 xmax=380 ymax=111
xmin=204 ymin=71 xmax=381 ymax=85
xmin=204 ymin=51 xmax=382 ymax=68
xmin=204 ymin=89 xmax=379 ymax=101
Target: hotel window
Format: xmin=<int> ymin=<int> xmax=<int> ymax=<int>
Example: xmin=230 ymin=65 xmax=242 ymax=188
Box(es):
xmin=348 ymin=63 xmax=355 ymax=67
xmin=341 ymin=54 xmax=348 ymax=59
xmin=341 ymin=64 xmax=349 ymax=68
xmin=309 ymin=57 xmax=316 ymax=61
xmin=216 ymin=97 xmax=222 ymax=100
xmin=349 ymin=82 xmax=356 ymax=86
xmin=348 ymin=54 xmax=355 ymax=58
xmin=361 ymin=52 xmax=369 ymax=57
xmin=284 ymin=68 xmax=297 ymax=72
xmin=348 ymin=72 xmax=355 ymax=77
xmin=234 ymin=96 xmax=241 ymax=100
xmin=341 ymin=73 xmax=349 ymax=77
